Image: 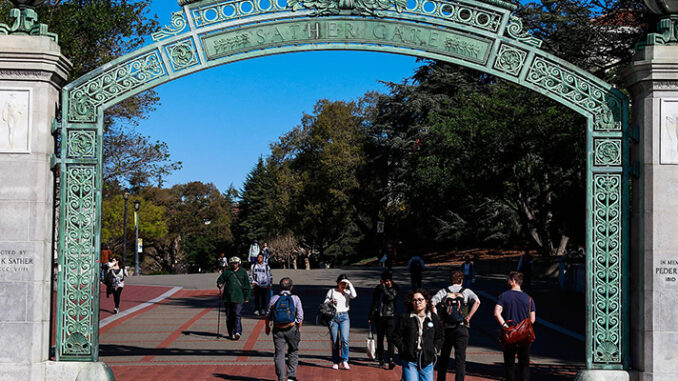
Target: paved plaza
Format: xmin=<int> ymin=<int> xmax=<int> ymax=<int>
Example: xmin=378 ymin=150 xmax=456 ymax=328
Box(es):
xmin=98 ymin=266 xmax=584 ymax=381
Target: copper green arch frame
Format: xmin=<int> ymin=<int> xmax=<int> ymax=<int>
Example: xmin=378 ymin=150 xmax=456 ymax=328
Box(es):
xmin=55 ymin=0 xmax=629 ymax=369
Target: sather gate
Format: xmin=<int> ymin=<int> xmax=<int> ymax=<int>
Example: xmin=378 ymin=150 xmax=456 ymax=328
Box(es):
xmin=54 ymin=0 xmax=629 ymax=373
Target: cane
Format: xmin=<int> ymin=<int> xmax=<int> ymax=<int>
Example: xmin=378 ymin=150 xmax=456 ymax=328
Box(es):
xmin=216 ymin=287 xmax=223 ymax=339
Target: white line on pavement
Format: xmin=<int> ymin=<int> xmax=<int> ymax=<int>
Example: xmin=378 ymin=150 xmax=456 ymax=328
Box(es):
xmin=475 ymin=289 xmax=585 ymax=342
xmin=100 ymin=286 xmax=183 ymax=328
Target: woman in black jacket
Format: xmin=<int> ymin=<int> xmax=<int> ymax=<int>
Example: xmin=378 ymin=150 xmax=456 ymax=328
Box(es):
xmin=393 ymin=289 xmax=444 ymax=381
xmin=368 ymin=271 xmax=399 ymax=369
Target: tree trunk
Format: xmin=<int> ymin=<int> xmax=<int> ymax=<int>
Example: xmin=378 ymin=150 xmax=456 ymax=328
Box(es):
xmin=556 ymin=235 xmax=569 ymax=256
xmin=304 ymin=257 xmax=310 ymax=270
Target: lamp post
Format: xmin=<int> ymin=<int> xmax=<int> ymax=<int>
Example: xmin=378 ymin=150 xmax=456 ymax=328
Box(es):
xmin=122 ymin=192 xmax=130 ymax=269
xmin=134 ymin=199 xmax=141 ymax=276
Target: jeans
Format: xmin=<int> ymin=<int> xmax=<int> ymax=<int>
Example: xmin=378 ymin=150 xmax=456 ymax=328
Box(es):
xmin=402 ymin=360 xmax=434 ymax=381
xmin=273 ymin=325 xmax=300 ymax=381
xmin=503 ymin=343 xmax=531 ymax=381
xmin=225 ymin=302 xmax=244 ymax=336
xmin=329 ymin=312 xmax=350 ymax=363
xmin=253 ymin=285 xmax=269 ymax=313
xmin=113 ymin=287 xmax=123 ymax=309
xmin=376 ymin=316 xmax=396 ymax=363
xmin=437 ymin=326 xmax=469 ymax=381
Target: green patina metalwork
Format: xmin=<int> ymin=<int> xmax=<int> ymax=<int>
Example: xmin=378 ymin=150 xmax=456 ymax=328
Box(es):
xmin=53 ymin=0 xmax=630 ymax=369
xmin=0 ymin=4 xmax=58 ymax=42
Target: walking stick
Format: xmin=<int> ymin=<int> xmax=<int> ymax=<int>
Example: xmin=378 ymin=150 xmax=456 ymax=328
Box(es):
xmin=216 ymin=287 xmax=223 ymax=339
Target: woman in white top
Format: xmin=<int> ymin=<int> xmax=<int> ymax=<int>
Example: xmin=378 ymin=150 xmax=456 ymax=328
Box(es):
xmin=325 ymin=273 xmax=357 ymax=370
xmin=104 ymin=257 xmax=129 ymax=314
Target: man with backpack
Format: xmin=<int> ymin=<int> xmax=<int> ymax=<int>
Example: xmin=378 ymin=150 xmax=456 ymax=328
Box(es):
xmin=265 ymin=277 xmax=304 ymax=381
xmin=431 ymin=270 xmax=481 ymax=381
xmin=250 ymin=253 xmax=273 ymax=316
xmin=408 ymin=254 xmax=425 ymax=290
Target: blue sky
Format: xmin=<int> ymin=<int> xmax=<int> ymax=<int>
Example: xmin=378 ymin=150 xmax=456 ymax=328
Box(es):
xmin=139 ymin=1 xmax=421 ymax=192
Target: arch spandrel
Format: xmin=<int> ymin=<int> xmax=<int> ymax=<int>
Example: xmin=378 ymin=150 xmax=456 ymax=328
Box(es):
xmin=55 ymin=0 xmax=629 ymax=369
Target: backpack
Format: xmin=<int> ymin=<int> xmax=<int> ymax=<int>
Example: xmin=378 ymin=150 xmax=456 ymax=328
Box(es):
xmin=437 ymin=287 xmax=468 ymax=327
xmin=272 ymin=294 xmax=296 ymax=325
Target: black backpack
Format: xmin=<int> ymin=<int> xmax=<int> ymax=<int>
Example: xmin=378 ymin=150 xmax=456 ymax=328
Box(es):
xmin=437 ymin=287 xmax=468 ymax=328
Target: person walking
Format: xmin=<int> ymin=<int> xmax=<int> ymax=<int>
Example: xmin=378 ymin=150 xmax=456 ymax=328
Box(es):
xmin=368 ymin=271 xmax=399 ymax=369
xmin=104 ymin=257 xmax=129 ymax=314
xmin=218 ymin=252 xmax=228 ymax=272
xmin=250 ymin=253 xmax=273 ymax=316
xmin=408 ymin=255 xmax=425 ymax=290
xmin=393 ymin=289 xmax=444 ymax=381
xmin=431 ymin=271 xmax=481 ymax=381
xmin=383 ymin=241 xmax=397 ymax=270
xmin=461 ymin=256 xmax=475 ymax=288
xmin=325 ymin=274 xmax=357 ymax=370
xmin=493 ymin=271 xmax=536 ymax=381
xmin=248 ymin=239 xmax=261 ymax=265
xmin=216 ymin=256 xmax=251 ymax=340
xmin=265 ymin=277 xmax=304 ymax=381
xmin=261 ymin=242 xmax=271 ymax=265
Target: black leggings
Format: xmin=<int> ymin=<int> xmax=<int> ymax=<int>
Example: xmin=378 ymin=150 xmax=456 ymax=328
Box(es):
xmin=113 ymin=287 xmax=123 ymax=309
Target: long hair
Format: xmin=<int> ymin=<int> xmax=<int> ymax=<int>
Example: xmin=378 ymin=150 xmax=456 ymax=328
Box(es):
xmin=405 ymin=289 xmax=433 ymax=314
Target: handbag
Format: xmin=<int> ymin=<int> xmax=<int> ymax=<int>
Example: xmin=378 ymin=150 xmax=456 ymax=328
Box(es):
xmin=318 ymin=289 xmax=337 ymax=326
xmin=366 ymin=322 xmax=376 ymax=360
xmin=499 ymin=298 xmax=536 ymax=346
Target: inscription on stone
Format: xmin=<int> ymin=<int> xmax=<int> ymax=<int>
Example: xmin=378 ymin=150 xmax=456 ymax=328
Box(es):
xmin=0 ymin=249 xmax=33 ymax=273
xmin=0 ymin=89 xmax=31 ymax=153
xmin=656 ymin=259 xmax=678 ymax=283
xmin=201 ymin=19 xmax=492 ymax=64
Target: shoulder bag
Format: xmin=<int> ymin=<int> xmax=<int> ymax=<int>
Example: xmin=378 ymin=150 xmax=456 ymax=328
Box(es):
xmin=499 ymin=297 xmax=536 ymax=346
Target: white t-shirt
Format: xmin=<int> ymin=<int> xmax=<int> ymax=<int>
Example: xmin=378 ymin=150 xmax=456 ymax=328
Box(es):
xmin=324 ymin=283 xmax=357 ymax=313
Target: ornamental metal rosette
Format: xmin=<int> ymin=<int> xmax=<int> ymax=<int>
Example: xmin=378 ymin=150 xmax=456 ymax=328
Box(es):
xmin=54 ymin=0 xmax=629 ymax=367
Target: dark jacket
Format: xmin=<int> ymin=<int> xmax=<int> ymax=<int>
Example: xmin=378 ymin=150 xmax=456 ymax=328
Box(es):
xmin=217 ymin=268 xmax=251 ymax=303
xmin=369 ymin=283 xmax=399 ymax=320
xmin=392 ymin=312 xmax=444 ymax=367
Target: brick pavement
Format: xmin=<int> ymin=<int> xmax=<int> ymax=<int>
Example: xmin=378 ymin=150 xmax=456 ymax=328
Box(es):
xmin=99 ymin=270 xmax=584 ymax=380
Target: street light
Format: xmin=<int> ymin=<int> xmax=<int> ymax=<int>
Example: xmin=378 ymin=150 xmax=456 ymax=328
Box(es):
xmin=122 ymin=192 xmax=130 ymax=269
xmin=134 ymin=199 xmax=141 ymax=276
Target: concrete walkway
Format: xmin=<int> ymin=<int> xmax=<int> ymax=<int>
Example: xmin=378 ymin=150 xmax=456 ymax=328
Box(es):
xmin=99 ymin=267 xmax=584 ymax=381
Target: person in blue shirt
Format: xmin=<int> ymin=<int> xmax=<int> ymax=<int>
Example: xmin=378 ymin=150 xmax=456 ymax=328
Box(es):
xmin=493 ymin=271 xmax=536 ymax=381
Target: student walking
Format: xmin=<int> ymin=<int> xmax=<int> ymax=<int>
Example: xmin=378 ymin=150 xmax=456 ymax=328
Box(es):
xmin=392 ymin=289 xmax=444 ymax=381
xmin=368 ymin=271 xmax=399 ymax=369
xmin=461 ymin=256 xmax=474 ymax=288
xmin=325 ymin=274 xmax=357 ymax=370
xmin=216 ymin=257 xmax=251 ymax=340
xmin=431 ymin=271 xmax=481 ymax=381
xmin=250 ymin=253 xmax=273 ymax=316
xmin=265 ymin=277 xmax=304 ymax=381
xmin=248 ymin=239 xmax=260 ymax=265
xmin=493 ymin=271 xmax=536 ymax=381
xmin=104 ymin=257 xmax=128 ymax=314
xmin=218 ymin=253 xmax=228 ymax=272
xmin=408 ymin=255 xmax=425 ymax=290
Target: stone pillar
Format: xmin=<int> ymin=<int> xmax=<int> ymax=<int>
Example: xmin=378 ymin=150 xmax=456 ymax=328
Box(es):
xmin=0 ymin=34 xmax=70 ymax=381
xmin=624 ymin=44 xmax=678 ymax=381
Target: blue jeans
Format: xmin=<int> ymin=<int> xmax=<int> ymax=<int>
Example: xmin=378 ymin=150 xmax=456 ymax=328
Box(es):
xmin=402 ymin=361 xmax=434 ymax=381
xmin=226 ymin=302 xmax=244 ymax=336
xmin=329 ymin=312 xmax=350 ymax=363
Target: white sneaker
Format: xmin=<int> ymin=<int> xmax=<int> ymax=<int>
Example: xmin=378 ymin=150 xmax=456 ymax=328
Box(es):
xmin=331 ymin=364 xmax=339 ymax=370
xmin=113 ymin=308 xmax=119 ymax=314
xmin=253 ymin=310 xmax=260 ymax=316
xmin=341 ymin=362 xmax=350 ymax=370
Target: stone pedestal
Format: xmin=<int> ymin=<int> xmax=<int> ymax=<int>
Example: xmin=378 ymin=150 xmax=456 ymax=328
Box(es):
xmin=624 ymin=44 xmax=678 ymax=381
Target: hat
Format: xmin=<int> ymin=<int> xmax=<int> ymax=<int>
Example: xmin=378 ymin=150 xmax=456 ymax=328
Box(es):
xmin=228 ymin=256 xmax=241 ymax=264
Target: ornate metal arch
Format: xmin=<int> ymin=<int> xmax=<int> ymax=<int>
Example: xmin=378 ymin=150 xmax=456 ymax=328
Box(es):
xmin=54 ymin=0 xmax=629 ymax=369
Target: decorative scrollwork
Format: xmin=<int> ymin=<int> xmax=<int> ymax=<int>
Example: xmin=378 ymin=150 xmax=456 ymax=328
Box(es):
xmin=68 ymin=51 xmax=167 ymax=122
xmin=526 ymin=57 xmax=622 ymax=130
xmin=594 ymin=139 xmax=622 ymax=166
xmin=58 ymin=165 xmax=97 ymax=358
xmin=493 ymin=44 xmax=527 ymax=76
xmin=506 ymin=16 xmax=542 ymax=48
xmin=151 ymin=11 xmax=188 ymax=42
xmin=592 ymin=174 xmax=622 ymax=364
xmin=166 ymin=39 xmax=200 ymax=72
xmin=67 ymin=130 xmax=96 ymax=159
xmin=288 ymin=0 xmax=407 ymax=16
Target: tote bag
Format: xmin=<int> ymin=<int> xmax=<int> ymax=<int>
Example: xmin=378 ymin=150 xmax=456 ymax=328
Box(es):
xmin=366 ymin=323 xmax=376 ymax=360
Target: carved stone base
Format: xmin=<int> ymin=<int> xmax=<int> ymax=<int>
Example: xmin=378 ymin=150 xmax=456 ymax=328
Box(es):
xmin=45 ymin=361 xmax=114 ymax=381
xmin=574 ymin=370 xmax=636 ymax=381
